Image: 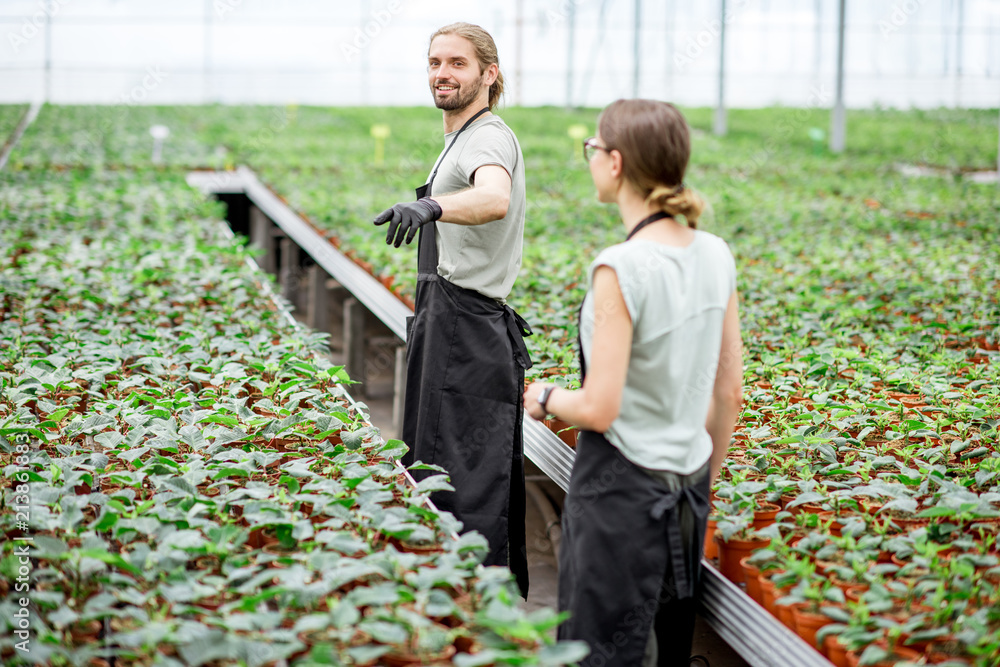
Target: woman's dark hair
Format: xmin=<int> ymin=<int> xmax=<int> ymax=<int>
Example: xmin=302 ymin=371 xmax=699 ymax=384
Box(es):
xmin=598 ymin=99 xmax=704 ymax=227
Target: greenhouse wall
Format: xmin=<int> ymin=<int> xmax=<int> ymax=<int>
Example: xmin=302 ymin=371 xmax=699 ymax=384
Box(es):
xmin=0 ymin=0 xmax=997 ymax=108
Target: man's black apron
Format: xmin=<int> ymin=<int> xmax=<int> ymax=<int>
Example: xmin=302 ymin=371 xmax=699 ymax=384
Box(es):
xmin=402 ymin=108 xmax=532 ymax=597
xmin=556 ymin=211 xmax=711 ymax=666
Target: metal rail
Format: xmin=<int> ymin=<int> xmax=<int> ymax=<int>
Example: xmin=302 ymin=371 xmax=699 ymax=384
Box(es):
xmin=699 ymin=565 xmax=832 ymax=667
xmin=0 ymin=101 xmax=42 ymax=171
xmin=187 ymin=168 xmax=832 ymax=667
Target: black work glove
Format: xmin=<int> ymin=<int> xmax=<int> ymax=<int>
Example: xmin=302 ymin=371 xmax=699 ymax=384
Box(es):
xmin=373 ymin=198 xmax=443 ymax=248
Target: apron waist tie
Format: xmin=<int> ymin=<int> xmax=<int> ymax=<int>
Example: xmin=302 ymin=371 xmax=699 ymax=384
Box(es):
xmin=649 ymin=486 xmax=704 ymax=600
xmin=503 ymin=304 xmax=533 ymax=370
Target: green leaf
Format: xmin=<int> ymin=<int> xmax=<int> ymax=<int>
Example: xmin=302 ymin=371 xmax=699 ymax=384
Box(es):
xmin=95 ymin=431 xmax=124 ymax=448
xmin=536 ymin=641 xmax=591 ymax=664
xmin=212 ymin=467 xmax=251 ymax=480
xmin=407 ymin=461 xmax=448 ymax=473
xmin=363 ymin=620 xmax=409 ymax=644
xmin=917 ymin=506 xmax=956 ymax=518
xmin=416 ymin=474 xmax=454 ymax=495
xmin=93 ymin=508 xmax=119 ymax=531
xmin=75 ymin=549 xmax=141 ymax=576
xmin=341 ymin=431 xmax=364 ymax=450
xmin=960 ymin=447 xmax=989 ymax=461
xmin=346 ymin=646 xmax=391 ymax=664
xmin=199 ymin=414 xmax=239 ymax=427
xmin=280 ymin=474 xmax=301 ymax=493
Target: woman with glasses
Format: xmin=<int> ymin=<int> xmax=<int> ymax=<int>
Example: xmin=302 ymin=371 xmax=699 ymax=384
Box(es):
xmin=524 ymin=99 xmax=743 ymax=666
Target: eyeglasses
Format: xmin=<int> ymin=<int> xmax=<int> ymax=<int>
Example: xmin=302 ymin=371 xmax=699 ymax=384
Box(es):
xmin=583 ymin=137 xmax=611 ymax=162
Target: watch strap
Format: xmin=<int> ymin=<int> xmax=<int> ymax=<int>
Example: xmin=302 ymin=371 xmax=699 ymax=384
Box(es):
xmin=538 ymin=385 xmax=554 ymax=414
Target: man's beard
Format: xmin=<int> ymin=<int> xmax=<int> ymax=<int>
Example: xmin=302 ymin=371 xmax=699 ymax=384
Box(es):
xmin=432 ymin=73 xmax=487 ymax=112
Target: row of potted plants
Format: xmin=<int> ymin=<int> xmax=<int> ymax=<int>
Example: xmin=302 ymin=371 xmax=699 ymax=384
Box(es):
xmin=708 ymin=454 xmax=1000 ymax=665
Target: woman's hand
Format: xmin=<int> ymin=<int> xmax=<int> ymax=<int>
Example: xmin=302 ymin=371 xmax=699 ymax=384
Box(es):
xmin=523 ymin=382 xmax=551 ymax=421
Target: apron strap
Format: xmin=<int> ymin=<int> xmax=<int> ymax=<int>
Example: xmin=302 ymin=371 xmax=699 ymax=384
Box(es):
xmin=503 ymin=304 xmax=533 ymax=370
xmin=416 ymin=106 xmax=491 ymax=276
xmin=649 ymin=485 xmax=709 ymax=599
xmin=577 ymin=210 xmax=674 ymax=381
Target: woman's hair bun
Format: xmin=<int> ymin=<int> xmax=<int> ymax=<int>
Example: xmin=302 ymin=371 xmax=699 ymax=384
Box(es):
xmin=646 ymin=184 xmax=704 ymax=228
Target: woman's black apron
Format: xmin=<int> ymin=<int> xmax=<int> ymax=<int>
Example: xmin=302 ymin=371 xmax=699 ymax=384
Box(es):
xmin=556 ymin=211 xmax=711 ymax=666
xmin=401 ymin=108 xmax=532 ymax=597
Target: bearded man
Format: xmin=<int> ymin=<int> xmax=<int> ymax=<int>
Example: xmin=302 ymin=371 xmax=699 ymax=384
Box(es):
xmin=373 ymin=22 xmax=531 ymax=597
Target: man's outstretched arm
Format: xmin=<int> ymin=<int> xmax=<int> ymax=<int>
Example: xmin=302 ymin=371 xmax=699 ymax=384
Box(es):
xmin=432 ymin=164 xmax=511 ymax=226
xmin=373 ymin=165 xmax=511 ymax=247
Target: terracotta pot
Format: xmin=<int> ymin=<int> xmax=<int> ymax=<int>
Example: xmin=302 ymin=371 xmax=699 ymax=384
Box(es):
xmin=70 ymin=619 xmax=103 ymax=643
xmin=453 ymin=633 xmax=479 ymax=654
xmin=792 ymin=606 xmax=833 ymax=651
xmin=843 ymin=584 xmax=869 ymax=602
xmin=753 ymin=502 xmax=781 ymax=530
xmin=758 ymin=572 xmax=791 ymax=617
xmin=781 ymin=494 xmax=825 ymax=515
xmin=545 ymin=418 xmax=578 ymax=447
xmin=715 ymin=534 xmax=771 ymax=585
xmin=845 ymin=641 xmax=923 ymax=667
xmin=704 ymin=518 xmax=719 ymax=560
xmin=247 ymin=526 xmax=281 ymax=549
xmin=740 ymin=556 xmax=764 ymax=605
xmin=381 ymin=644 xmax=457 ymax=666
xmin=890 ymin=515 xmax=930 ymax=532
xmin=775 ymin=600 xmax=800 ymax=631
xmin=926 ymin=640 xmax=971 ymax=665
xmin=824 ymin=634 xmax=850 ymax=667
xmin=759 ymin=574 xmax=777 ymax=614
xmin=388 ymin=536 xmax=444 ymax=555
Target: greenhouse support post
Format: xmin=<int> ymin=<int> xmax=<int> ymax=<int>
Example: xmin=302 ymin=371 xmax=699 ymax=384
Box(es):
xmin=633 ymin=0 xmax=641 ymax=98
xmin=44 ymin=0 xmax=53 ymax=102
xmin=714 ymin=0 xmax=727 ymax=137
xmin=202 ymin=0 xmax=213 ymax=103
xmin=954 ymin=0 xmax=964 ymax=108
xmin=565 ymin=0 xmax=575 ymax=111
xmin=830 ymin=0 xmax=847 ymax=153
xmin=813 ymin=0 xmax=822 ymax=85
xmin=515 ymin=0 xmax=524 ymax=106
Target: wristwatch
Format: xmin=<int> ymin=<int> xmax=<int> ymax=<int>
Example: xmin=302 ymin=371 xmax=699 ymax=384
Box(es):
xmin=537 ymin=385 xmax=555 ymax=416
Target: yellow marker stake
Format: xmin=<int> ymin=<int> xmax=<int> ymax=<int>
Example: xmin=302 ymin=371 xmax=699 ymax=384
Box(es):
xmin=371 ymin=124 xmax=391 ymax=166
xmin=568 ymin=124 xmax=588 ymax=160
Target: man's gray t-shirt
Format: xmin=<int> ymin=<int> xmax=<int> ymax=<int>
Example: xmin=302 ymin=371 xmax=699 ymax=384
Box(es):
xmin=428 ymin=115 xmax=525 ymax=302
